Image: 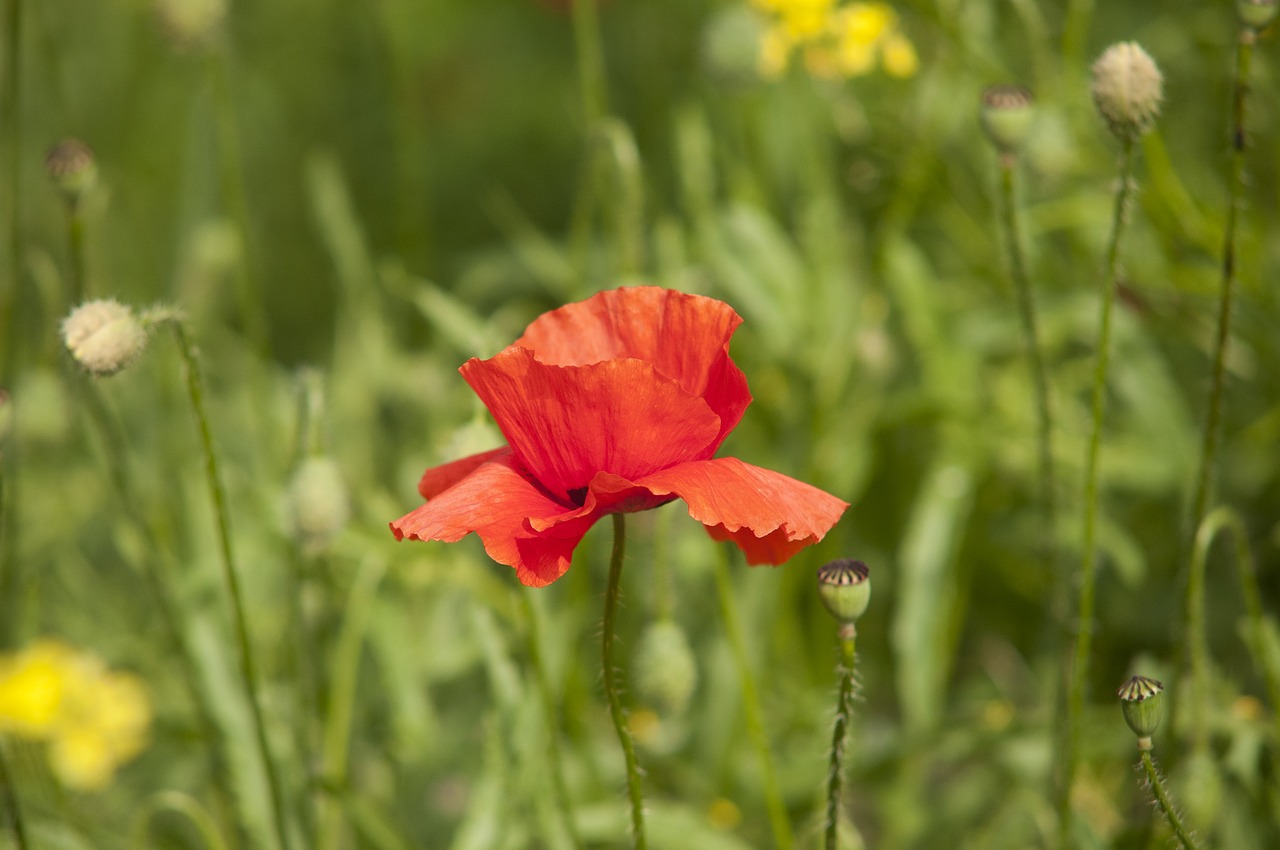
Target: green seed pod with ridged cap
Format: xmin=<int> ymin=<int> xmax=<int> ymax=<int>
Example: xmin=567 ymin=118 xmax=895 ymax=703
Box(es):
xmin=1238 ymin=0 xmax=1279 ymax=31
xmin=1117 ymin=675 xmax=1165 ymax=741
xmin=817 ymin=559 xmax=871 ymax=623
xmin=980 ymin=85 xmax=1035 ymax=154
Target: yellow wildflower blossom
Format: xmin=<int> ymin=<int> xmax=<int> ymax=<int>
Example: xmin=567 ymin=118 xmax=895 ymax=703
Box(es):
xmin=881 ymin=31 xmax=919 ymax=77
xmin=753 ymin=0 xmax=917 ymax=80
xmin=0 ymin=639 xmax=151 ymax=790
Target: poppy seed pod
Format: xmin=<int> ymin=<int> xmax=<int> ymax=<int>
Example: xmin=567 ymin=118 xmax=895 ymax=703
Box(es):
xmin=633 ymin=620 xmax=698 ymax=715
xmin=1091 ymin=43 xmax=1163 ymax=142
xmin=817 ymin=559 xmax=871 ymax=623
xmin=980 ymin=85 xmax=1035 ymax=154
xmin=44 ymin=139 xmax=97 ymax=205
xmin=1238 ymin=0 xmax=1279 ymax=31
xmin=1117 ymin=675 xmax=1165 ymax=741
xmin=154 ymin=0 xmax=227 ymax=48
xmin=61 ymin=300 xmax=148 ymax=377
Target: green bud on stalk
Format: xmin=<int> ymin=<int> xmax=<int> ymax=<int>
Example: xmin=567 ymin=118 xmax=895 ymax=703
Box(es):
xmin=817 ymin=559 xmax=871 ymax=624
xmin=1118 ymin=675 xmax=1165 ymax=745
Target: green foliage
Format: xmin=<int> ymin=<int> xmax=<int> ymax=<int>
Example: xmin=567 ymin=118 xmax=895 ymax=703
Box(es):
xmin=2 ymin=1 xmax=1279 ymax=848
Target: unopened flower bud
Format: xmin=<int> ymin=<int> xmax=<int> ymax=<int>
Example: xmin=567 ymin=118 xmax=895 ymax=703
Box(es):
xmin=286 ymin=456 xmax=350 ymax=552
xmin=61 ymin=300 xmax=148 ymax=377
xmin=1117 ymin=675 xmax=1165 ymax=741
xmin=44 ymin=139 xmax=97 ymax=205
xmin=817 ymin=559 xmax=871 ymax=623
xmin=1238 ymin=0 xmax=1279 ymax=31
xmin=1091 ymin=43 xmax=1163 ymax=142
xmin=980 ymin=85 xmax=1035 ymax=154
xmin=633 ymin=619 xmax=698 ymax=715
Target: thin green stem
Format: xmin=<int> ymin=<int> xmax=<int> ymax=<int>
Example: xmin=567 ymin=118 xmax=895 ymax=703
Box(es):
xmin=1060 ymin=137 xmax=1136 ymax=848
xmin=713 ymin=548 xmax=793 ymax=850
xmin=1138 ymin=749 xmax=1201 ymax=850
xmin=66 ymin=203 xmax=86 ymax=302
xmin=523 ymin=592 xmax=584 ymax=850
xmin=0 ymin=739 xmax=30 ymax=850
xmin=1 ymin=0 xmax=21 ymax=358
xmin=601 ymin=513 xmax=645 ymax=849
xmin=1189 ymin=29 xmax=1256 ymax=548
xmin=825 ymin=625 xmax=858 ymax=850
xmin=166 ymin=318 xmax=293 ymax=850
xmin=997 ymin=153 xmax=1056 ymax=586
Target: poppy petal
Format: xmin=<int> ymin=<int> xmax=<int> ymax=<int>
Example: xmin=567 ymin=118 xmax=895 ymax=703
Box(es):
xmin=512 ymin=286 xmax=752 ymax=447
xmin=390 ymin=454 xmax=591 ymax=587
xmin=630 ymin=457 xmax=849 ymax=564
xmin=461 ymin=349 xmax=722 ymax=501
xmin=417 ymin=446 xmax=509 ymax=499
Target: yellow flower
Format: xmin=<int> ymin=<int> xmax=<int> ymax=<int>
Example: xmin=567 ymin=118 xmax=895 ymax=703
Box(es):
xmin=754 ymin=0 xmax=918 ymax=80
xmin=0 ymin=640 xmax=77 ymax=736
xmin=0 ymin=639 xmax=151 ymax=790
xmin=881 ymin=31 xmax=919 ymax=77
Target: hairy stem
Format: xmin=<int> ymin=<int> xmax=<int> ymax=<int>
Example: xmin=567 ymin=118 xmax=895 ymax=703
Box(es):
xmin=1139 ymin=748 xmax=1201 ymax=850
xmin=601 ymin=513 xmax=645 ymax=849
xmin=1060 ymin=137 xmax=1135 ymax=847
xmin=1189 ymin=28 xmax=1256 ymax=560
xmin=825 ymin=625 xmax=858 ymax=850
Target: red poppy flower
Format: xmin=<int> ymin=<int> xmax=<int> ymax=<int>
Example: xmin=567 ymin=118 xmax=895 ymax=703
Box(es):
xmin=391 ymin=286 xmax=849 ymax=587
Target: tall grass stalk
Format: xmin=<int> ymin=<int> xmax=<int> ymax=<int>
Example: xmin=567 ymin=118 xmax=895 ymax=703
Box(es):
xmin=0 ymin=740 xmax=30 ymax=850
xmin=1189 ymin=24 xmax=1259 ymax=547
xmin=0 ymin=0 xmax=23 ymax=647
xmin=133 ymin=791 xmax=231 ymax=850
xmin=160 ymin=313 xmax=294 ymax=850
xmin=601 ymin=513 xmax=646 ymax=849
xmin=1189 ymin=507 xmax=1280 ymax=744
xmin=824 ymin=623 xmax=858 ymax=850
xmin=522 ymin=592 xmax=585 ymax=850
xmin=318 ymin=558 xmax=386 ymax=850
xmin=995 ymin=151 xmax=1056 ymax=584
xmin=1060 ymin=136 xmax=1136 ymax=845
xmin=713 ymin=549 xmax=793 ymax=850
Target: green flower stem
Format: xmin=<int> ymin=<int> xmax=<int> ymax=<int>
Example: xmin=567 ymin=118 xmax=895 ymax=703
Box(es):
xmin=523 ymin=592 xmax=584 ymax=850
xmin=825 ymin=624 xmax=858 ymax=850
xmin=1138 ymin=748 xmax=1201 ymax=850
xmin=601 ymin=513 xmax=646 ymax=849
xmin=165 ymin=317 xmax=294 ymax=850
xmin=997 ymin=152 xmax=1056 ymax=583
xmin=0 ymin=739 xmax=30 ymax=850
xmin=1060 ymin=137 xmax=1136 ymax=845
xmin=1190 ymin=507 xmax=1280 ymax=745
xmin=66 ymin=202 xmax=87 ymax=302
xmin=1189 ymin=27 xmax=1257 ymax=547
xmin=1 ymin=0 xmax=21 ymax=350
xmin=713 ymin=549 xmax=793 ymax=850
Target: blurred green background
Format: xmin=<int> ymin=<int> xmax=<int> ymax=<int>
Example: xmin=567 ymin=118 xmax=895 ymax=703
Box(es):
xmin=2 ymin=0 xmax=1279 ymax=848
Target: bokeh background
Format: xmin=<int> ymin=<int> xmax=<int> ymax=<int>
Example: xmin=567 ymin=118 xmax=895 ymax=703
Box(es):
xmin=2 ymin=1 xmax=1278 ymax=848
